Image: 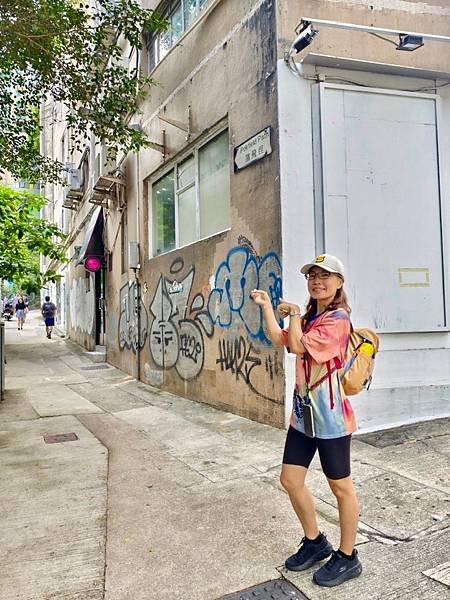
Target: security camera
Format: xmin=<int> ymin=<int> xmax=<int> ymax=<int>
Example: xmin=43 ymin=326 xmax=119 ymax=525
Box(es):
xmin=291 ymin=22 xmax=318 ymax=54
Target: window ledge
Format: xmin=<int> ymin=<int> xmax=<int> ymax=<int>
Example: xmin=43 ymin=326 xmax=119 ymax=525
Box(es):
xmin=151 ymin=227 xmax=231 ymax=259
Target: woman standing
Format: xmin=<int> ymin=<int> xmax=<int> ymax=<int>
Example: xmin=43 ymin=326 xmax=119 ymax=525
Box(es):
xmin=251 ymin=254 xmax=362 ymax=588
xmin=15 ymin=295 xmax=27 ymax=331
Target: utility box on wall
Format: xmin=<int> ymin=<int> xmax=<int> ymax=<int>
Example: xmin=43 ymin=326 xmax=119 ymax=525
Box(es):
xmin=128 ymin=242 xmax=140 ymax=270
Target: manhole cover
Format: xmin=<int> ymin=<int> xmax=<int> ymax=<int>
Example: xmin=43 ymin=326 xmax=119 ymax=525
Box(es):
xmin=43 ymin=432 xmax=79 ymax=444
xmin=218 ymin=579 xmax=306 ymax=600
xmin=80 ymin=364 xmax=111 ymax=371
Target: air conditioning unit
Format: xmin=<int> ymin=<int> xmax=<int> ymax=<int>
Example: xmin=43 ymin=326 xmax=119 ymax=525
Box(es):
xmin=95 ymin=145 xmax=117 ymax=179
xmin=64 ymin=162 xmax=83 ymax=190
xmin=63 ymin=163 xmax=83 ymax=205
xmin=67 ymin=168 xmax=82 ymax=191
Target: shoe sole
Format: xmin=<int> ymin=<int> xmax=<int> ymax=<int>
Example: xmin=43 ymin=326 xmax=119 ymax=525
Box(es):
xmin=313 ymin=562 xmax=363 ymax=587
xmin=285 ymin=545 xmax=333 ymax=572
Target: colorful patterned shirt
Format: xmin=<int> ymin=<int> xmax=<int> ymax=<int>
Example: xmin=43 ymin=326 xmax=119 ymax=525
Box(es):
xmin=279 ymin=309 xmax=356 ymax=439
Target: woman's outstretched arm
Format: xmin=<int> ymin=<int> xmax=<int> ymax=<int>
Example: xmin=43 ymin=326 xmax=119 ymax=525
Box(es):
xmin=251 ymin=289 xmax=283 ymax=347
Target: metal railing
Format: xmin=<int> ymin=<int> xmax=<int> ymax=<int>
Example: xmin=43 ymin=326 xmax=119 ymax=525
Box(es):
xmin=0 ymin=321 xmax=5 ymax=400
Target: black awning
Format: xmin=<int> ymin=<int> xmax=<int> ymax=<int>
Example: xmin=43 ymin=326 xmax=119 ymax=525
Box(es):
xmin=76 ymin=206 xmax=104 ymax=265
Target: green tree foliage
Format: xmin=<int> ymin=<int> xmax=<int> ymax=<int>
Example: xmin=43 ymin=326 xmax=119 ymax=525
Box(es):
xmin=0 ymin=185 xmax=66 ymax=293
xmin=0 ymin=0 xmax=167 ymax=182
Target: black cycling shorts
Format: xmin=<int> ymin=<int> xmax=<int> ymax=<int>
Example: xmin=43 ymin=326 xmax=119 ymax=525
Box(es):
xmin=282 ymin=425 xmax=352 ymax=480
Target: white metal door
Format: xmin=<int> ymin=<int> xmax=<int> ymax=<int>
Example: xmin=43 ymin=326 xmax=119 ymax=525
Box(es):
xmin=317 ymin=84 xmax=445 ymax=332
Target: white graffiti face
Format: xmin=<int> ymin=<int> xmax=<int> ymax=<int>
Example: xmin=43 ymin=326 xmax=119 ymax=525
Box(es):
xmin=149 ymin=267 xmax=205 ymax=381
xmin=150 ymin=318 xmax=178 ymax=369
xmin=207 ymin=247 xmax=282 ymax=343
xmin=118 ymin=282 xmax=148 ymax=353
xmin=69 ymin=276 xmax=94 ymax=335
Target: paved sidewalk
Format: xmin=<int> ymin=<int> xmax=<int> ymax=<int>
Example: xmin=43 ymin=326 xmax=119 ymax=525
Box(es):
xmin=0 ymin=311 xmax=449 ymax=599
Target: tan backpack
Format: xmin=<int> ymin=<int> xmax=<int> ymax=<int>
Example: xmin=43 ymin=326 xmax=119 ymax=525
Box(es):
xmin=340 ymin=326 xmax=380 ymax=395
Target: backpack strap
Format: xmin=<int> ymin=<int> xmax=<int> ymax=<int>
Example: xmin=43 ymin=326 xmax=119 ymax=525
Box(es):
xmin=326 ymin=360 xmax=334 ymax=409
xmin=334 ymin=356 xmax=343 ymax=370
xmin=341 ymin=354 xmax=355 ymax=378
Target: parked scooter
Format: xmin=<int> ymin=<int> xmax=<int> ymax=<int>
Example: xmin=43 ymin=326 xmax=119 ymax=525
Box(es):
xmin=2 ymin=302 xmax=14 ymax=321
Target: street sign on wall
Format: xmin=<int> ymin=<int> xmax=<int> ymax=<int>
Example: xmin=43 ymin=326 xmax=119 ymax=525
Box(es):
xmin=234 ymin=126 xmax=272 ymax=172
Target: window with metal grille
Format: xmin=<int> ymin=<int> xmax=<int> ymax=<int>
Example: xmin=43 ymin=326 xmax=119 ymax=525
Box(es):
xmin=145 ymin=0 xmax=211 ymax=72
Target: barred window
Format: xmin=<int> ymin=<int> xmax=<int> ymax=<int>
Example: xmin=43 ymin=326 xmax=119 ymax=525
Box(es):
xmin=146 ymin=0 xmax=212 ymax=72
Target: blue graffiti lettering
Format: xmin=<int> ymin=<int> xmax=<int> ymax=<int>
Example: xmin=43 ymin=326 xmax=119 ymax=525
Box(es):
xmin=207 ymin=246 xmax=282 ymax=344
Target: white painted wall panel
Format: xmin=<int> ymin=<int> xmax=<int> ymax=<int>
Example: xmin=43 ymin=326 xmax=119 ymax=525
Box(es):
xmin=278 ymin=66 xmax=317 ymax=425
xmin=320 ymin=86 xmax=445 ymax=332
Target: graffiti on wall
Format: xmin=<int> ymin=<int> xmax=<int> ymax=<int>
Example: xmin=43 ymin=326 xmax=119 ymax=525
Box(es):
xmin=148 ymin=258 xmax=213 ymax=381
xmin=118 ymin=281 xmax=149 ymax=353
xmin=118 ymin=243 xmax=283 ymax=402
xmin=207 ymin=246 xmax=282 ymax=344
xmin=69 ymin=276 xmax=95 ymax=334
xmin=216 ymin=336 xmax=281 ymax=401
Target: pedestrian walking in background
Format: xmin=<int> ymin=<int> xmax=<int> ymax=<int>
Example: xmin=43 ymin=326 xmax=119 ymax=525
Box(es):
xmin=251 ymin=254 xmax=362 ymax=588
xmin=15 ymin=295 xmax=27 ymax=330
xmin=41 ymin=296 xmax=57 ymax=339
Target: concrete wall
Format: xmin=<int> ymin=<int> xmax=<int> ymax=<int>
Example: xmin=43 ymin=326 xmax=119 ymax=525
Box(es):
xmin=105 ymin=0 xmax=286 ymax=426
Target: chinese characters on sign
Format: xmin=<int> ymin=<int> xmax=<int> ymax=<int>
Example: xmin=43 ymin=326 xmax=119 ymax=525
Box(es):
xmin=234 ymin=126 xmax=272 ymax=172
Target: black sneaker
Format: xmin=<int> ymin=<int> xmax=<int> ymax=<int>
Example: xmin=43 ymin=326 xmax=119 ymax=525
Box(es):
xmin=285 ymin=534 xmax=333 ymax=571
xmin=313 ymin=549 xmax=362 ymax=587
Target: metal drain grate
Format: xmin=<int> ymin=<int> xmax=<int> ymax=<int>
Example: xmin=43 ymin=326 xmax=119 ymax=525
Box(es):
xmin=80 ymin=364 xmax=111 ymax=371
xmin=218 ymin=579 xmax=307 ymax=600
xmin=43 ymin=433 xmax=79 ymax=444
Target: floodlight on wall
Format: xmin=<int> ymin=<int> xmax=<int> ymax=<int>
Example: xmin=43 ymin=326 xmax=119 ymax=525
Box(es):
xmin=397 ymin=34 xmax=424 ymax=51
xmin=287 ymin=17 xmax=450 ymax=60
xmin=291 ymin=22 xmax=318 ymax=54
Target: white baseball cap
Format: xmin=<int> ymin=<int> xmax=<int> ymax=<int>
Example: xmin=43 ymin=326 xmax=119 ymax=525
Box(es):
xmin=300 ymin=254 xmax=345 ymax=279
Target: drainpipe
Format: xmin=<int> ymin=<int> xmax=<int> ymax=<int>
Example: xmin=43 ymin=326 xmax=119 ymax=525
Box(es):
xmin=135 ymin=148 xmax=141 ymax=383
xmin=135 ymin=270 xmax=141 ymax=382
xmin=131 ymin=46 xmax=143 ymax=383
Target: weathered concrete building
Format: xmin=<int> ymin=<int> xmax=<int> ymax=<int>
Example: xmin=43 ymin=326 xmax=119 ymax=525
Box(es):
xmin=47 ymin=0 xmax=450 ymax=431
